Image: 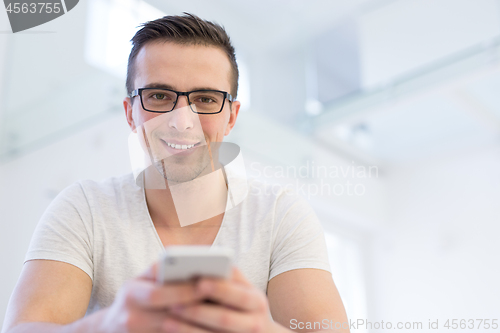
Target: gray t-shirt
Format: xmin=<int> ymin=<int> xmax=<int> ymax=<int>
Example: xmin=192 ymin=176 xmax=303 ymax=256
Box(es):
xmin=25 ymin=173 xmax=331 ymax=315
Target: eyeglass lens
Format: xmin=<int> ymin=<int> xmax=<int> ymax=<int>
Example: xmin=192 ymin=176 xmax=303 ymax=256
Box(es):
xmin=141 ymin=89 xmax=225 ymax=113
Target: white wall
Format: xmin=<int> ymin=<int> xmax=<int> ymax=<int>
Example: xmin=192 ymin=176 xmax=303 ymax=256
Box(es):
xmin=0 ymin=9 xmax=11 ymax=154
xmin=367 ymin=144 xmax=500 ymax=330
xmin=0 ymin=112 xmax=131 ymax=329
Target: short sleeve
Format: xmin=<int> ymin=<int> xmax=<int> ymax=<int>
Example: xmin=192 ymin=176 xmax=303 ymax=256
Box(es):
xmin=24 ymin=182 xmax=94 ymax=280
xmin=269 ymin=193 xmax=331 ymax=280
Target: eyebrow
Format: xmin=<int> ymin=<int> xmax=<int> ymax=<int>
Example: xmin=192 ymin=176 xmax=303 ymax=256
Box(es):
xmin=142 ymin=83 xmax=222 ymax=92
xmin=143 ymin=83 xmax=175 ymax=90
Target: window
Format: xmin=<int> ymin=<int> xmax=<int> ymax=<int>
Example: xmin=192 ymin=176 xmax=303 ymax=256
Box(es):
xmin=85 ymin=0 xmax=165 ymax=79
xmin=325 ymin=231 xmax=368 ymax=332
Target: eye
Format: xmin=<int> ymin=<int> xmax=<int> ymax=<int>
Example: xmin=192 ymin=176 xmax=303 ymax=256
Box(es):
xmin=153 ymin=93 xmax=166 ymax=100
xmin=190 ymin=91 xmax=223 ymax=107
xmin=199 ymin=97 xmax=215 ymax=103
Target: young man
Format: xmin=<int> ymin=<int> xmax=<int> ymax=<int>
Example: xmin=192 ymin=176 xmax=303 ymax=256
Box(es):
xmin=2 ymin=13 xmax=349 ymax=333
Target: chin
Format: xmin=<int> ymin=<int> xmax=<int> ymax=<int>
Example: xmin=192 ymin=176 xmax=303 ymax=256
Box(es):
xmin=153 ymin=160 xmax=208 ymax=184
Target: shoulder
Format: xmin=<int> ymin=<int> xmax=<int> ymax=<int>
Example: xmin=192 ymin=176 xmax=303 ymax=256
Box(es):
xmin=243 ymin=178 xmax=312 ymax=218
xmin=244 ymin=178 xmax=324 ymax=240
xmin=77 ymin=173 xmax=137 ymax=194
xmin=48 ymin=173 xmax=140 ymax=215
xmin=74 ymin=173 xmax=140 ymax=202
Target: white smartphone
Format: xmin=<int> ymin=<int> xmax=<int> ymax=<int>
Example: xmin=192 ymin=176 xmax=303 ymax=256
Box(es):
xmin=157 ymin=245 xmax=234 ymax=284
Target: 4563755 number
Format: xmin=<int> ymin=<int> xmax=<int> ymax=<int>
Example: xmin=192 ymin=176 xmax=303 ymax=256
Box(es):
xmin=6 ymin=2 xmax=61 ymax=14
xmin=444 ymin=319 xmax=498 ymax=330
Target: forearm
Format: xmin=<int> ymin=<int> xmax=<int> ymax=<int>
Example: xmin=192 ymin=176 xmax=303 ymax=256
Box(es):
xmin=5 ymin=309 xmax=108 ymax=333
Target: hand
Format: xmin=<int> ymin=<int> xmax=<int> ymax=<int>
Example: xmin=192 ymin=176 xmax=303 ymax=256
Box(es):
xmin=97 ymin=262 xmax=204 ymax=333
xmin=163 ymin=267 xmax=286 ymax=333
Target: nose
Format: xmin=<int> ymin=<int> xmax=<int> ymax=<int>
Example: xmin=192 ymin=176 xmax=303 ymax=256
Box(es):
xmin=168 ymin=96 xmax=194 ymax=132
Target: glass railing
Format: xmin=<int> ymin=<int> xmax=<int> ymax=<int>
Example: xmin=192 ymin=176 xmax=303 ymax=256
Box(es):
xmin=0 ymin=67 xmax=123 ymax=162
xmin=0 ymin=0 xmax=126 ymax=163
xmin=313 ymin=36 xmax=500 ymax=128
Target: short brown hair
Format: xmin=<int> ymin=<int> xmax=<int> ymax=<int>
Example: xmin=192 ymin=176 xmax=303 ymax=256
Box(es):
xmin=126 ymin=13 xmax=238 ymax=99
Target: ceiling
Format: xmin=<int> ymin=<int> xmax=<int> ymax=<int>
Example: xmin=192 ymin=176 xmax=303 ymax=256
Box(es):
xmin=315 ymin=52 xmax=500 ymax=167
xmin=313 ymin=0 xmax=500 ymax=167
xmin=144 ymin=0 xmax=379 ymax=52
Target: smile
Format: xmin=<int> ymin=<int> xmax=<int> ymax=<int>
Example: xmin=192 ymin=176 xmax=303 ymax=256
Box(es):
xmin=163 ymin=141 xmax=199 ymax=150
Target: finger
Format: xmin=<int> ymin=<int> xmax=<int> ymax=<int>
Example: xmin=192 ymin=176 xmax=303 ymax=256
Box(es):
xmin=124 ymin=309 xmax=171 ymax=332
xmin=196 ymin=278 xmax=267 ymax=312
xmin=126 ymin=279 xmax=202 ymax=309
xmin=171 ymin=303 xmax=263 ymax=333
xmin=163 ymin=316 xmax=214 ymax=333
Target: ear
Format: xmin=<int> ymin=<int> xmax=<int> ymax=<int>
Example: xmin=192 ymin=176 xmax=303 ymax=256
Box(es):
xmin=123 ymin=97 xmax=136 ymax=132
xmin=224 ymin=101 xmax=240 ymax=136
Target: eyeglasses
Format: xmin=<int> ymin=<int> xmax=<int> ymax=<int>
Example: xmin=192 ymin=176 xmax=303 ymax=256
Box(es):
xmin=130 ymin=88 xmax=234 ymax=114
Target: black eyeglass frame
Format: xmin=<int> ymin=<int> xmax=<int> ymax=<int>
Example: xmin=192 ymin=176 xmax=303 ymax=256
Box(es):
xmin=129 ymin=88 xmax=235 ymax=114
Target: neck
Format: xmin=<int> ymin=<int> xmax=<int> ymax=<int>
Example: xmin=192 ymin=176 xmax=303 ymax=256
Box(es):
xmin=143 ymin=162 xmax=228 ymax=229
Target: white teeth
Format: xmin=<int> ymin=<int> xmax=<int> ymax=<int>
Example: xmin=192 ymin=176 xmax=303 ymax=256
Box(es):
xmin=165 ymin=142 xmax=196 ymax=150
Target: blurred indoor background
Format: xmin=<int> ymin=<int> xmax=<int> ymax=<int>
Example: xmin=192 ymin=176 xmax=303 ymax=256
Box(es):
xmin=1 ymin=0 xmax=500 ymax=331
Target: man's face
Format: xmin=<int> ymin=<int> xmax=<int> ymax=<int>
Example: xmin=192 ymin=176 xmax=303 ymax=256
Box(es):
xmin=123 ymin=42 xmax=240 ymax=183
